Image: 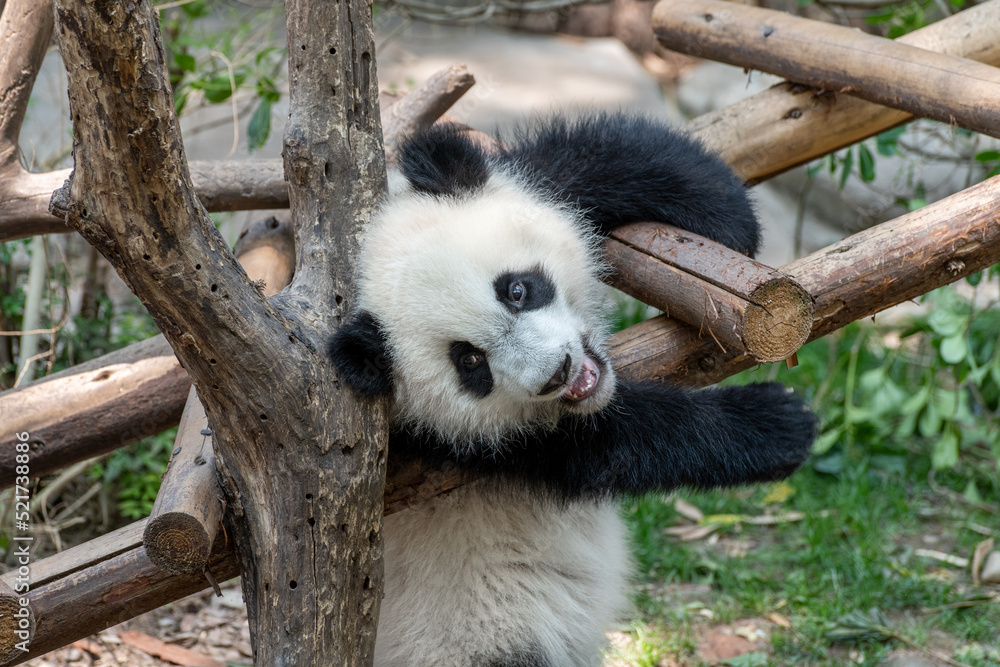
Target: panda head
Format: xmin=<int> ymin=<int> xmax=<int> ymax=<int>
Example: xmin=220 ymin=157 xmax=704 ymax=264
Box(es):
xmin=330 ymin=124 xmax=617 ymax=447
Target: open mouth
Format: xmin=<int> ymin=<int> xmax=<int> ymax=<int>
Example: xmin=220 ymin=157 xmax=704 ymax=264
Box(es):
xmin=562 ymin=354 xmax=601 ymax=402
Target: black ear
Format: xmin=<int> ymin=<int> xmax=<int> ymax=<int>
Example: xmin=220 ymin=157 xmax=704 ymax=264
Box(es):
xmin=329 ymin=311 xmax=394 ymax=398
xmin=399 ymin=123 xmax=491 ymax=197
xmin=502 ymin=113 xmax=761 ymax=257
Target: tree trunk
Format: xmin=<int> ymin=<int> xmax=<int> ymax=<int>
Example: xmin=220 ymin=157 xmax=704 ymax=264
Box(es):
xmin=48 ymin=0 xmax=387 ymax=663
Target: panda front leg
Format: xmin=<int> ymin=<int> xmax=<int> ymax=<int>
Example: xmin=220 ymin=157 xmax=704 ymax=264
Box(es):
xmin=394 ymin=381 xmax=816 ymax=500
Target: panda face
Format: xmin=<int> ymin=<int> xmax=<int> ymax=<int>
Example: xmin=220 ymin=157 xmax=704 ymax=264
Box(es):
xmin=356 ymin=171 xmax=617 ymax=446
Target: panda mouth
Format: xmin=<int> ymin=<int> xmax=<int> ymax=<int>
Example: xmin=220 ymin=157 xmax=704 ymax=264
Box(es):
xmin=562 ymin=354 xmax=601 ymax=402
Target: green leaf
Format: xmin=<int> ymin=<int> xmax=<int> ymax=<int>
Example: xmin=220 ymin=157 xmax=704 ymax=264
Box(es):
xmin=812 ymin=427 xmax=842 ymax=455
xmin=247 ymin=98 xmax=272 ymax=153
xmin=927 ymin=308 xmax=964 ymax=337
xmin=939 ymin=334 xmax=968 ymax=364
xmin=175 ymin=89 xmax=189 ymax=115
xmin=966 ymin=270 xmax=983 ymax=287
xmin=918 ymin=401 xmax=941 ymax=438
xmin=858 ymin=144 xmax=875 ymax=182
xmin=875 ymin=126 xmax=905 ymax=156
xmin=975 ymin=150 xmax=1000 ymax=162
xmin=201 ymin=73 xmax=246 ymax=103
xmin=839 ymin=149 xmax=854 ymax=190
xmin=723 ymin=653 xmax=768 ymax=667
xmin=932 ymin=430 xmax=959 ymax=469
xmin=900 ymin=384 xmax=929 ymax=416
xmin=907 ymin=197 xmax=927 ymax=211
xmin=174 ymin=53 xmax=196 ymax=73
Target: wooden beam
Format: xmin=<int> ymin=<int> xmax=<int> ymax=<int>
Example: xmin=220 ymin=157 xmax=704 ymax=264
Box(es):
xmin=688 ymin=0 xmax=1000 ymax=183
xmin=0 ymin=65 xmax=473 ymax=242
xmin=0 ymin=521 xmax=240 ymax=666
xmin=611 ymin=174 xmax=1000 ymax=386
xmin=607 ymin=223 xmax=813 ymax=362
xmin=657 ymin=0 xmax=1000 ymax=142
xmin=0 ymin=338 xmax=188 ymax=489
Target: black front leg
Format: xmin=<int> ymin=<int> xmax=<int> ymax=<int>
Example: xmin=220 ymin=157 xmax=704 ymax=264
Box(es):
xmin=392 ymin=381 xmax=816 ymax=499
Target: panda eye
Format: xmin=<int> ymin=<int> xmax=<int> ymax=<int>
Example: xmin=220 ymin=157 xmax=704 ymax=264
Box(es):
xmin=508 ymin=281 xmax=525 ymax=303
xmin=461 ymin=351 xmax=484 ymax=369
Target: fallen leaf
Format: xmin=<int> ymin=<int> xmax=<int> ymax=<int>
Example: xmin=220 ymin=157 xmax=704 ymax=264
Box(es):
xmin=119 ymin=630 xmax=226 ymax=667
xmin=768 ymin=613 xmax=792 ymax=629
xmin=675 ymin=498 xmax=704 ymax=522
xmin=971 ymin=538 xmax=994 ymax=585
xmin=914 ymin=548 xmax=969 ymax=568
xmin=71 ymin=638 xmax=102 ymax=656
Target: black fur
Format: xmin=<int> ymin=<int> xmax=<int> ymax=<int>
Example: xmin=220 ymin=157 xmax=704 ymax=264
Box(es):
xmin=502 ymin=114 xmax=760 ymax=256
xmin=399 ymin=123 xmax=491 ymax=197
xmin=391 ymin=381 xmax=816 ymax=499
xmin=450 ymin=341 xmax=494 ymax=397
xmin=328 ymin=311 xmax=393 ymax=397
xmin=493 ymin=269 xmax=556 ymax=313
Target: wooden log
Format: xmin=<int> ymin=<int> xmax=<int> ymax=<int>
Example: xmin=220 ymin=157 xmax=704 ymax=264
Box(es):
xmin=607 ymin=223 xmax=813 ymax=362
xmin=612 ymin=174 xmax=1000 ymax=386
xmin=687 ymin=0 xmax=1000 ymax=184
xmin=382 ymin=65 xmax=475 ymax=164
xmin=142 ymin=388 xmax=219 ymax=575
xmin=0 ymin=521 xmax=240 ymax=666
xmin=1 ymin=65 xmax=474 ymax=242
xmin=0 ymin=341 xmax=188 ymax=489
xmin=144 ymin=215 xmax=295 ymax=575
xmin=0 ymin=579 xmax=32 ymax=663
xmin=654 ymin=0 xmax=1000 ymax=140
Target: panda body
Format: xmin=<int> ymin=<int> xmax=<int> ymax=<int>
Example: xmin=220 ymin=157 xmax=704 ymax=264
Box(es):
xmin=331 ymin=113 xmax=817 ymax=666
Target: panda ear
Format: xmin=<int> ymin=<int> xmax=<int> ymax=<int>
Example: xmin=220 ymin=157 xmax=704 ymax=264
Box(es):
xmin=399 ymin=124 xmax=491 ymax=197
xmin=329 ymin=311 xmax=394 ymax=398
xmin=502 ymin=113 xmax=761 ymax=257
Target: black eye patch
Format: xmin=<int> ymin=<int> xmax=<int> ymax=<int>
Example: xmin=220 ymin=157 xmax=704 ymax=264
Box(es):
xmin=449 ymin=341 xmax=493 ymax=397
xmin=493 ymin=269 xmax=556 ymax=313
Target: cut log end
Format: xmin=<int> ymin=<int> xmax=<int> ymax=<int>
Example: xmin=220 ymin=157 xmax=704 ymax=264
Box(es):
xmin=143 ymin=512 xmax=213 ymax=575
xmin=743 ymin=278 xmax=814 ymax=362
xmin=0 ymin=581 xmax=31 ymax=663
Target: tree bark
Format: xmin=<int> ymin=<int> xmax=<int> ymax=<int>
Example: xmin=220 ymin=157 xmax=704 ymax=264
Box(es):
xmin=656 ymin=0 xmax=1000 ymax=141
xmin=144 ymin=215 xmax=295 ymax=575
xmin=49 ymin=0 xmax=387 ymax=664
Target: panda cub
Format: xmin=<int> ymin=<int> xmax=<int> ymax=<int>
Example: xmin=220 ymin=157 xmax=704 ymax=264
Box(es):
xmin=331 ymin=113 xmax=816 ymax=667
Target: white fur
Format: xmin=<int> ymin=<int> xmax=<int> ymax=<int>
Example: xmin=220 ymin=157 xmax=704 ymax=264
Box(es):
xmin=358 ymin=171 xmax=617 ymax=446
xmin=376 ymin=485 xmax=631 ymax=666
xmin=359 ymin=169 xmax=631 ymax=665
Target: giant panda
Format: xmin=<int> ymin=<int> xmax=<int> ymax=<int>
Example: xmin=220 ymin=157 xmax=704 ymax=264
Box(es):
xmin=330 ymin=113 xmax=816 ymax=666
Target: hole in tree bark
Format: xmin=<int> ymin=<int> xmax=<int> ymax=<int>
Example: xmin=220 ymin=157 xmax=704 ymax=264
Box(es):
xmin=289 ymin=580 xmax=297 ymax=589
xmin=306 ymin=493 xmax=313 ymax=500
xmin=211 ymin=284 xmax=218 ymax=292
xmin=195 ymin=263 xmax=201 ymax=270
xmin=308 ymin=517 xmax=315 ymax=526
xmin=329 ymin=47 xmax=336 ymax=54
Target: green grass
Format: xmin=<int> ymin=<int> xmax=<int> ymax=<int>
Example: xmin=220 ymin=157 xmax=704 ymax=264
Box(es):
xmin=618 ymin=458 xmax=999 ymax=665
xmin=609 ymin=294 xmax=1000 ymax=666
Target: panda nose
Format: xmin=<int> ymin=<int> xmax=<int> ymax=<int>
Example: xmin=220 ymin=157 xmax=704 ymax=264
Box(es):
xmin=539 ymin=354 xmax=572 ymax=395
